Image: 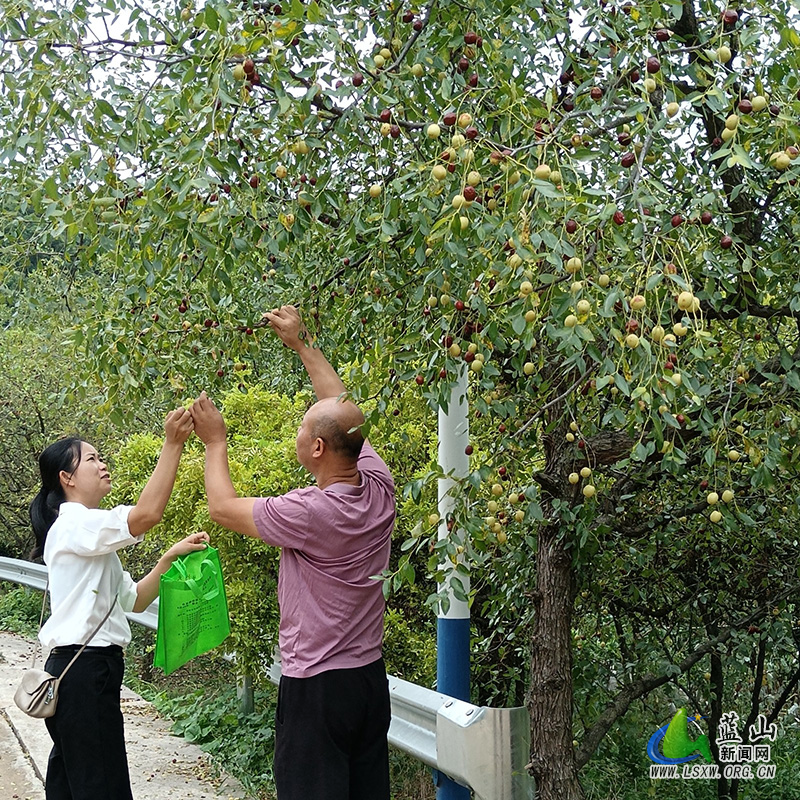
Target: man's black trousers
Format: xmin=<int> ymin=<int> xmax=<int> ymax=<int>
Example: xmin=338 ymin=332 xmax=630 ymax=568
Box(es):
xmin=274 ymin=657 xmax=391 ymax=800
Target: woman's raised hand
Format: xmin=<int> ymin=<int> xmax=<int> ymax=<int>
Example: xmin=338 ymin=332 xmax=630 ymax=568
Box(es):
xmin=164 ymin=407 xmax=194 ymax=445
xmin=164 ymin=531 xmax=211 ymax=562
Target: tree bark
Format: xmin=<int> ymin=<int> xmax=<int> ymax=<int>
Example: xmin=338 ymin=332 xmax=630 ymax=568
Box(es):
xmin=526 ymin=425 xmax=635 ymax=799
xmin=527 ymin=521 xmax=584 ymax=800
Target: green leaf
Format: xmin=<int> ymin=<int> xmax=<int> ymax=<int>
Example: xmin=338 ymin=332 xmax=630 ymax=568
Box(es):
xmin=532 ymin=179 xmax=561 ymax=198
xmin=196 ymin=207 xmax=218 ymax=224
xmin=43 ymin=176 xmax=59 ymax=201
xmin=730 ymin=144 xmax=755 ymax=169
xmin=306 ymin=0 xmax=323 ymax=23
xmin=204 ymin=5 xmax=219 ymax=30
xmin=633 ymin=441 xmax=654 ymax=462
xmin=95 ymin=99 xmax=121 ymax=120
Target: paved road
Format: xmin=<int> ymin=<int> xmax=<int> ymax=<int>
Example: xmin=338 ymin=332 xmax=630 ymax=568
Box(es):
xmin=0 ymin=632 xmax=245 ymax=800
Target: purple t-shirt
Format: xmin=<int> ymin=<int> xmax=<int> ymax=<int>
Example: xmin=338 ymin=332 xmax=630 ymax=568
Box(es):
xmin=252 ymin=442 xmax=395 ymax=678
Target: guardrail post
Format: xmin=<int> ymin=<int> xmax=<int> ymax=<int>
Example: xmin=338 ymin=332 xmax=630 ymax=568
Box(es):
xmin=237 ymin=672 xmax=254 ymax=716
xmin=437 ymin=365 xmax=471 ymax=799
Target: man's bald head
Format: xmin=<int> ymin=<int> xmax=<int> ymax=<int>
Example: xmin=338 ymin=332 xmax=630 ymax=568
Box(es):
xmin=305 ymin=397 xmax=365 ymax=462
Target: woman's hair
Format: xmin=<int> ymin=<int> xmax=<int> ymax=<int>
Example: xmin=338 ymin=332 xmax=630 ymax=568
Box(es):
xmin=29 ymin=437 xmax=84 ymax=560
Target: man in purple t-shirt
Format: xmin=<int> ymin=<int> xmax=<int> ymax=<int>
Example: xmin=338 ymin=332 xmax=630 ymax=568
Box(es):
xmin=191 ymin=306 xmax=396 ymax=800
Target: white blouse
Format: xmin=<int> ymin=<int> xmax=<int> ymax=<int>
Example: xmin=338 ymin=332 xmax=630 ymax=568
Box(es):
xmin=39 ymin=502 xmax=143 ymax=650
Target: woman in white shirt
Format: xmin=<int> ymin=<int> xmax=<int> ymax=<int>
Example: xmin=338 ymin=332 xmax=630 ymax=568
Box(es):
xmin=29 ymin=407 xmax=209 ymax=800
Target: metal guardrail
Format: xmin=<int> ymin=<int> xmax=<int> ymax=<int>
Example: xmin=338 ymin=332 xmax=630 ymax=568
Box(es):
xmin=388 ymin=676 xmax=534 ymax=800
xmin=1 ymin=556 xmax=535 ymax=800
xmin=0 ymin=557 xmax=159 ymax=630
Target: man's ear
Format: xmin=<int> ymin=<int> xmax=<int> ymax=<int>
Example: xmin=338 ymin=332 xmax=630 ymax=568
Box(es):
xmin=312 ymin=437 xmax=326 ymax=459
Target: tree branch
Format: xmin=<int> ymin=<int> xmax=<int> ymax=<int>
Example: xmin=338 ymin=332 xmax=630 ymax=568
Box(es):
xmin=574 ymin=587 xmax=795 ymax=769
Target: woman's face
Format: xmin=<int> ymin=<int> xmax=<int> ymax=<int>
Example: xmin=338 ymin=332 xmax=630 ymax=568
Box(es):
xmin=60 ymin=442 xmax=112 ymax=506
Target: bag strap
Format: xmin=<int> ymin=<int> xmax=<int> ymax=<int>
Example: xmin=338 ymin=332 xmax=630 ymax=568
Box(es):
xmin=55 ymin=595 xmax=119 ymax=681
xmin=37 ymin=581 xmax=49 ymax=630
xmin=173 ymin=552 xmax=220 ymax=601
xmin=29 ymin=581 xmax=50 ymax=669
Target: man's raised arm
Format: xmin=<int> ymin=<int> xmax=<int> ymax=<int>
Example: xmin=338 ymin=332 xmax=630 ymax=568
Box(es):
xmin=263 ymin=305 xmax=347 ymax=402
xmin=190 ymin=392 xmax=259 ymax=539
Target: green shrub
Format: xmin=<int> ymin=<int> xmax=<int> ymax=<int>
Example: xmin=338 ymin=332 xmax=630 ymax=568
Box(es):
xmin=0 ymin=585 xmax=44 ymax=636
xmin=0 ymin=325 xmax=131 ymax=561
xmin=383 ymin=607 xmax=436 ymax=687
xmin=580 ymin=711 xmax=800 ymax=800
xmin=109 ymin=387 xmax=303 ymax=686
xmin=389 ymin=750 xmax=436 ymax=800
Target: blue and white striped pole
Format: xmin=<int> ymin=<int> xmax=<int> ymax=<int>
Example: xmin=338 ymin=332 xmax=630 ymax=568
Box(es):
xmin=436 ymin=364 xmax=470 ymax=800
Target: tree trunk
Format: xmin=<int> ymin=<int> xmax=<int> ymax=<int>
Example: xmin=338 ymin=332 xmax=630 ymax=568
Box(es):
xmin=527 ymin=521 xmax=584 ymax=800
xmin=525 ymin=417 xmax=633 ymax=798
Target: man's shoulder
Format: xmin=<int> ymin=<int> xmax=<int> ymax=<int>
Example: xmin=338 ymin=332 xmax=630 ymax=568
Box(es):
xmin=259 ymin=485 xmax=317 ymax=506
xmin=359 ymin=441 xmax=391 ymax=470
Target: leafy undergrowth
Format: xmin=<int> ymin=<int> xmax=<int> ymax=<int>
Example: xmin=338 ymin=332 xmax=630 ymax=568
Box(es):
xmin=153 ymin=686 xmax=278 ymax=799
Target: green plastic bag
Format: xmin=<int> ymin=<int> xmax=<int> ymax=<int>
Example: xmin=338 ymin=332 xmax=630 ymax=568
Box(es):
xmin=154 ymin=546 xmax=231 ymax=676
